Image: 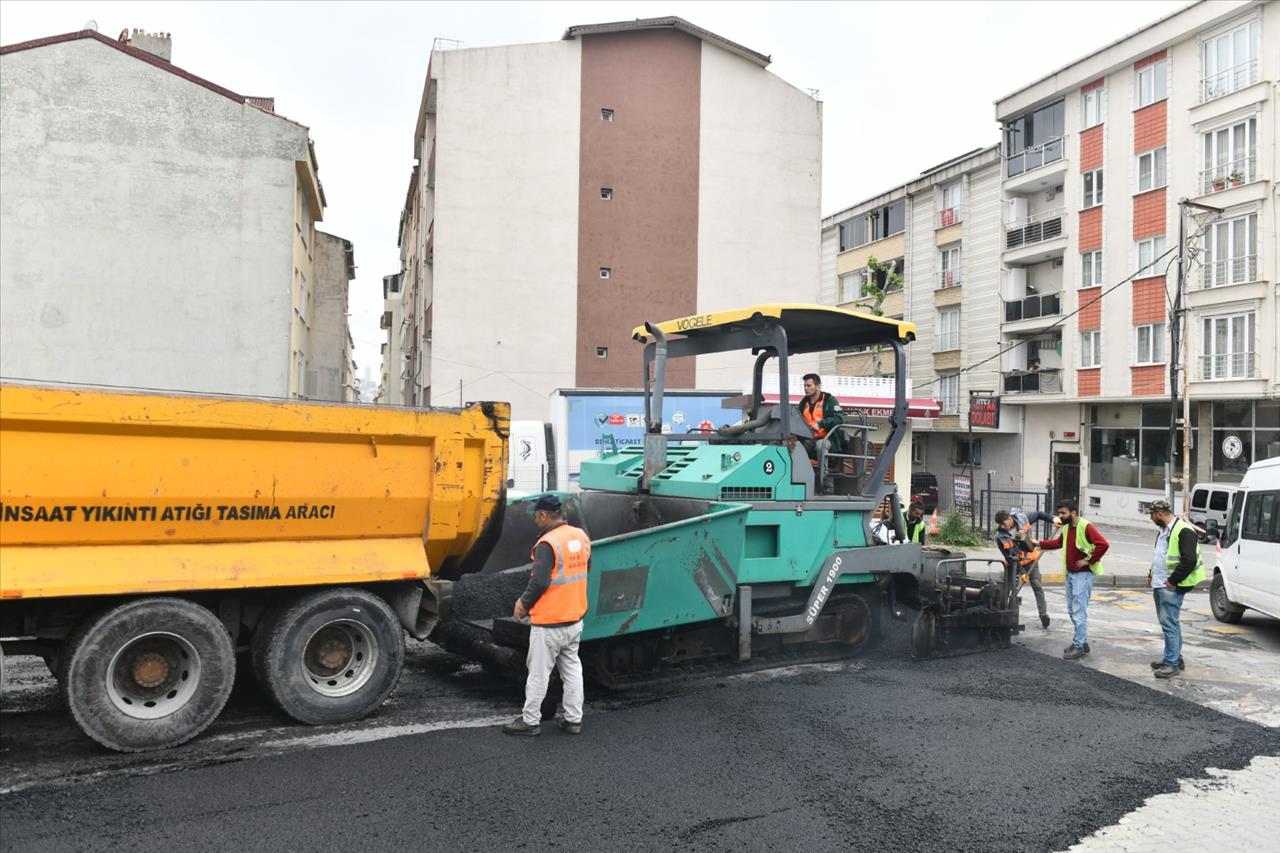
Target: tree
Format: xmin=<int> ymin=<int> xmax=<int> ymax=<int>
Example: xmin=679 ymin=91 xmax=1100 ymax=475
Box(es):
xmin=861 ymin=256 xmax=902 ymax=376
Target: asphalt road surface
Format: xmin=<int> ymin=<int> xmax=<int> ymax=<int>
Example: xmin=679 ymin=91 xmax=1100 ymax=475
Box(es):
xmin=3 ymin=620 xmax=1278 ymax=852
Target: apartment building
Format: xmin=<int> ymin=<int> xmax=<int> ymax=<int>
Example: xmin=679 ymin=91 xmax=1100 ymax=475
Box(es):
xmin=0 ymin=29 xmax=339 ymax=399
xmin=820 ymin=147 xmax=1012 ymax=508
xmin=390 ymin=18 xmax=822 ymax=418
xmin=995 ymin=0 xmax=1278 ymax=525
xmin=379 ymin=272 xmax=405 ymax=405
xmin=309 ymin=232 xmax=357 ymax=402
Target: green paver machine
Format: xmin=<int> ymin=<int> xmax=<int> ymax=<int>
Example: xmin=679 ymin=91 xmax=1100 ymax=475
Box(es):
xmin=439 ymin=304 xmax=1020 ymax=680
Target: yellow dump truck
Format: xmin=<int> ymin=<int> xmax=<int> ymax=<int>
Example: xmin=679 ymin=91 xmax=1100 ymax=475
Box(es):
xmin=0 ymin=383 xmax=509 ymax=751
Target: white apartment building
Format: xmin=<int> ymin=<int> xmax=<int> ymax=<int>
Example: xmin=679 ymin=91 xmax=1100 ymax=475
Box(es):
xmin=391 ymin=18 xmax=822 ymax=418
xmin=379 ymin=272 xmax=405 ymax=405
xmin=0 ymin=29 xmax=337 ymax=399
xmin=995 ymin=0 xmax=1279 ymax=526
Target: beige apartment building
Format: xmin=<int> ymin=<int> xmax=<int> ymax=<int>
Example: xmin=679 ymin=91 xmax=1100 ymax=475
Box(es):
xmin=386 ymin=18 xmax=822 ymax=418
xmin=995 ymin=0 xmax=1279 ymax=526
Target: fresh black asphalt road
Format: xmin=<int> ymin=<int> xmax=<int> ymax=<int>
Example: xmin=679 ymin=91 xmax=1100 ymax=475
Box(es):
xmin=3 ymin=627 xmax=1278 ymax=853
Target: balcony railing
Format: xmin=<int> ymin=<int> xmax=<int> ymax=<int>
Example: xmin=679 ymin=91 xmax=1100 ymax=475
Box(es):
xmin=939 ymin=269 xmax=961 ymax=289
xmin=1199 ymin=352 xmax=1257 ymax=381
xmin=1201 ymin=59 xmax=1259 ymax=103
xmin=1199 ymin=155 xmax=1257 ymax=195
xmin=1006 ymin=137 xmax=1064 ymax=178
xmin=1005 ymin=209 xmax=1064 ymax=251
xmin=1200 ymin=255 xmax=1259 ymax=289
xmin=937 ymin=207 xmax=962 ymax=228
xmin=1003 ymin=292 xmax=1062 ymax=323
xmin=1003 ymin=369 xmax=1063 ymax=394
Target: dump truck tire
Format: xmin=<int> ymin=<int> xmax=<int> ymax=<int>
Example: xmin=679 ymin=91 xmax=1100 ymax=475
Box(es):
xmin=256 ymin=587 xmax=404 ymax=725
xmin=60 ymin=598 xmax=235 ymax=752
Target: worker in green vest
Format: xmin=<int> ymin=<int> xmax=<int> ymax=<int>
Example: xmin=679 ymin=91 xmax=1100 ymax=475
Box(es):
xmin=1037 ymin=499 xmax=1109 ymax=660
xmin=1146 ymin=500 xmax=1205 ymax=680
xmin=902 ymin=501 xmax=927 ymax=545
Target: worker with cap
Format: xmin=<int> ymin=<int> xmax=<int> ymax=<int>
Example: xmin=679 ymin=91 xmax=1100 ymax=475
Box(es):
xmin=1146 ymin=499 xmax=1204 ymax=679
xmin=502 ymin=494 xmax=590 ymax=736
xmin=994 ymin=510 xmax=1051 ymax=629
xmin=902 ymin=501 xmax=928 ymax=545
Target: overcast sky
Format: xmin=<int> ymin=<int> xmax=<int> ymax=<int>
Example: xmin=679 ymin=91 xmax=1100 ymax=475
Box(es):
xmin=2 ymin=0 xmax=1189 ymax=380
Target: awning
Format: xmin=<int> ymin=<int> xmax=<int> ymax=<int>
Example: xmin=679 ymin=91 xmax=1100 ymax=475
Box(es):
xmin=763 ymin=393 xmax=940 ymax=419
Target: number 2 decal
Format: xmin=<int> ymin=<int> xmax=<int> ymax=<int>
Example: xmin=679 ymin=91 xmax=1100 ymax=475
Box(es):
xmin=763 ymin=460 xmax=775 ymax=475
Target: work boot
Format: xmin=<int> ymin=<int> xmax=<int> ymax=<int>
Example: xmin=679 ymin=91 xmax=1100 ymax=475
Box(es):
xmin=1063 ymin=644 xmax=1090 ymax=660
xmin=1153 ymin=664 xmax=1181 ymax=679
xmin=557 ymin=718 xmax=583 ymax=735
xmin=1150 ymin=660 xmax=1185 ymax=671
xmin=1040 ymin=614 xmax=1051 ymax=629
xmin=501 ymin=718 xmax=541 ymax=736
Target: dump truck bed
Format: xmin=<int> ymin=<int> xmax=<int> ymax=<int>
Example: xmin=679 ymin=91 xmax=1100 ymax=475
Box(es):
xmin=0 ymin=384 xmax=509 ymax=600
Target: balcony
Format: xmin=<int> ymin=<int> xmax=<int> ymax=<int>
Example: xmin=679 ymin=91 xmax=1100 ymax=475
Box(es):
xmin=1199 ymin=353 xmax=1258 ymax=381
xmin=937 ymin=207 xmax=962 ymax=229
xmin=1200 ymin=255 xmax=1259 ymax=289
xmin=1003 ymin=292 xmax=1062 ymax=323
xmin=1003 ymin=369 xmax=1064 ymax=394
xmin=938 ymin=269 xmax=961 ymax=289
xmin=1201 ymin=59 xmax=1259 ymax=103
xmin=1005 ymin=137 xmax=1064 ymax=179
xmin=1199 ymin=156 xmax=1257 ymax=195
xmin=1004 ymin=209 xmax=1065 ymax=262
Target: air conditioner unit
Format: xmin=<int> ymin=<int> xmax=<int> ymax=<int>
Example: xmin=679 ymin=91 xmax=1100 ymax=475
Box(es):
xmin=1052 ymin=257 xmax=1064 ymax=268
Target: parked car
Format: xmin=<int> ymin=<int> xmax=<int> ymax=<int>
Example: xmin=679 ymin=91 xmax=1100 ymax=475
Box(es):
xmin=911 ymin=472 xmax=939 ymax=512
xmin=1188 ymin=482 xmax=1239 ymax=539
xmin=1209 ymin=457 xmax=1280 ymax=624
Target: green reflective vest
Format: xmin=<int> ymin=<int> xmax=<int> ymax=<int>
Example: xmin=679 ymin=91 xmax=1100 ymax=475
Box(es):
xmin=1161 ymin=519 xmax=1205 ymax=589
xmin=1062 ymin=518 xmax=1105 ymax=576
xmin=896 ymin=507 xmax=924 ymax=544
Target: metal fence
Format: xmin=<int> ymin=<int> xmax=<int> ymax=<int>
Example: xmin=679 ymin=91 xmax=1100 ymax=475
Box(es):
xmin=977 ymin=484 xmax=1054 ymax=537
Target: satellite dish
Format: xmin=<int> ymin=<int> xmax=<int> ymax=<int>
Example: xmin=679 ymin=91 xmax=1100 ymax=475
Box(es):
xmin=83 ymin=19 xmax=99 ymax=32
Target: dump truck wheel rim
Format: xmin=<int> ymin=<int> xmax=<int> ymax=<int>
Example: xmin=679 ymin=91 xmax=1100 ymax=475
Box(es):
xmin=302 ymin=619 xmax=377 ymax=698
xmin=105 ymin=631 xmax=202 ymax=720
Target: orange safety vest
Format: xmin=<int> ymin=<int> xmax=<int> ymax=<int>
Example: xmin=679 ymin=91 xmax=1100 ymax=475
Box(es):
xmin=528 ymin=524 xmax=591 ymax=625
xmin=801 ymin=394 xmax=831 ymax=439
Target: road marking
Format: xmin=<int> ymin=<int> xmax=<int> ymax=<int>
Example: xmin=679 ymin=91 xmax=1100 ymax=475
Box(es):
xmin=1204 ymin=624 xmax=1254 ymax=635
xmin=256 ymin=715 xmax=513 ymax=751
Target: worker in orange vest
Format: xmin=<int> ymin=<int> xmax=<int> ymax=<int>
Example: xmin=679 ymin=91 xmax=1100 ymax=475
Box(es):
xmin=503 ymin=494 xmax=591 ymax=737
xmin=799 ymin=374 xmax=846 ymax=480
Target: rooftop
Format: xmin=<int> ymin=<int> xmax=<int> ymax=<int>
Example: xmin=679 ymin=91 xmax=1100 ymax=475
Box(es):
xmin=563 ymin=16 xmax=770 ymax=67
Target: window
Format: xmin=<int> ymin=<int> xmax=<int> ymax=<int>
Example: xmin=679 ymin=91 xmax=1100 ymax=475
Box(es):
xmin=600 ymin=187 xmax=613 ymax=200
xmin=596 ymin=346 xmax=608 ymax=358
xmin=1212 ymin=401 xmax=1280 ymax=481
xmin=1082 ymin=168 xmax=1103 ymax=208
xmin=1136 ymin=58 xmax=1168 ymax=107
xmin=1137 ymin=236 xmax=1167 ymax=277
xmin=939 ymin=245 xmax=961 ymax=288
xmin=1135 ymin=322 xmax=1166 ymax=365
xmin=299 ymin=191 xmax=313 ymax=248
xmin=1203 ymin=213 xmax=1258 ymax=287
xmin=1082 ymin=87 xmax=1106 ymax=129
xmin=911 ymin=434 xmax=925 ymax=465
xmin=1004 ymin=99 xmax=1065 ymax=177
xmin=1081 ymin=331 xmax=1102 ymax=368
xmin=1201 ymin=312 xmax=1255 ymax=380
xmin=1202 ymin=18 xmax=1260 ymax=101
xmin=1081 ymin=250 xmax=1103 ymax=287
xmin=1137 ymin=147 xmax=1166 ymax=192
xmin=938 ymin=373 xmax=960 ymax=415
xmin=871 ymin=201 xmax=906 ymax=241
xmin=1202 ymin=117 xmax=1257 ymax=192
xmin=1092 ymin=404 xmax=1201 ymax=489
xmin=1241 ymin=491 xmax=1280 ymax=544
xmin=939 ymin=183 xmax=962 ymax=226
xmin=838 ymin=270 xmax=862 ymax=304
xmin=600 ymin=108 xmax=615 ymax=121
xmin=938 ymin=308 xmax=961 ymax=351
xmin=838 ymin=217 xmax=867 ymax=251
xmin=599 ymin=267 xmax=611 ymax=279
xmin=953 ymin=438 xmax=982 ymax=466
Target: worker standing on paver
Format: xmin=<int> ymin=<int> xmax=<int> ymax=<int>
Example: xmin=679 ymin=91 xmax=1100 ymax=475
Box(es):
xmin=503 ymin=495 xmax=590 ymax=737
xmin=1037 ymin=500 xmax=1108 ymax=660
xmin=994 ymin=510 xmax=1050 ymax=629
xmin=1146 ymin=500 xmax=1205 ymax=680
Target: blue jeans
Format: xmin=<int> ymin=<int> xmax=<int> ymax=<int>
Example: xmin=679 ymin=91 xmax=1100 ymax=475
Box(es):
xmin=1153 ymin=586 xmax=1186 ymax=666
xmin=1066 ymin=571 xmax=1094 ymax=647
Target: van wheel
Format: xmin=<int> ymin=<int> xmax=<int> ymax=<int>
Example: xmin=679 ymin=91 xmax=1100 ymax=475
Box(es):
xmin=256 ymin=588 xmax=404 ymax=725
xmin=60 ymin=598 xmax=235 ymax=752
xmin=1210 ymin=573 xmax=1245 ymax=624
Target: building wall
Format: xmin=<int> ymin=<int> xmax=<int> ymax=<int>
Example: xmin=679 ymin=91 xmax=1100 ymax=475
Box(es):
xmin=309 ymin=231 xmax=353 ymax=402
xmin=428 ymin=41 xmax=582 ymax=416
xmin=696 ymin=40 xmax=823 ymax=384
xmin=0 ymin=38 xmax=305 ymax=397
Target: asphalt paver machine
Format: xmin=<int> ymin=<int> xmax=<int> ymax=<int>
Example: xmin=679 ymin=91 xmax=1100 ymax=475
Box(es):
xmin=439 ymin=304 xmax=1020 ymax=681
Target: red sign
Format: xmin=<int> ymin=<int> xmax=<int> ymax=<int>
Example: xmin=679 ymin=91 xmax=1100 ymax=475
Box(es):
xmin=608 ymin=413 xmax=625 ymax=426
xmin=969 ymin=395 xmax=1001 ymax=429
xmin=698 ymin=420 xmax=715 ymax=432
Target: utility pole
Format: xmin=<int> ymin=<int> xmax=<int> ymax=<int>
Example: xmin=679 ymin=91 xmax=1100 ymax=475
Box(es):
xmin=1170 ymin=198 xmax=1221 ymax=511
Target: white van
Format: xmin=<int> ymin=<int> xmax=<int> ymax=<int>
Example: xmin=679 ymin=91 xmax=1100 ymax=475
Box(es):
xmin=1211 ymin=456 xmax=1280 ymax=623
xmin=1188 ymin=482 xmax=1239 ymax=536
